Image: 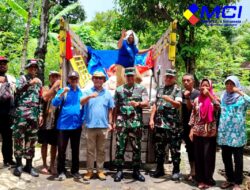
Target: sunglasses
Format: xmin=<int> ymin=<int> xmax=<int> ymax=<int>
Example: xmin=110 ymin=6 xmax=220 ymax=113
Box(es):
xmin=165 ymin=75 xmax=174 ymax=79
xmin=29 ymin=65 xmax=38 ymax=69
xmin=69 ymin=77 xmax=78 ymax=81
xmin=126 ymin=75 xmax=134 ymax=77
xmin=93 ymin=77 xmax=104 ymax=80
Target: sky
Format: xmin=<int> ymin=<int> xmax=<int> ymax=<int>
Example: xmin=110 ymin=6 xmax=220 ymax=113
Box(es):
xmin=79 ymin=0 xmax=115 ymax=22
xmin=79 ymin=0 xmax=250 ymax=22
xmin=236 ymin=0 xmax=250 ymax=22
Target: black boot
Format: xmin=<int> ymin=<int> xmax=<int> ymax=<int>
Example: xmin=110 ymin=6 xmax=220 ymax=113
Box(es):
xmin=132 ymin=167 xmax=145 ymax=182
xmin=13 ymin=157 xmax=23 ymax=177
xmin=23 ymin=159 xmax=39 ymax=177
xmin=114 ymin=167 xmax=123 ymax=182
xmin=150 ymin=163 xmax=165 ymax=178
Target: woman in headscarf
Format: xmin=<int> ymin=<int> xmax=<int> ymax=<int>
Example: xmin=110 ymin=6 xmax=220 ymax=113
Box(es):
xmin=116 ymin=29 xmax=153 ymax=87
xmin=189 ymin=79 xmax=220 ymax=189
xmin=217 ymin=76 xmax=250 ymax=190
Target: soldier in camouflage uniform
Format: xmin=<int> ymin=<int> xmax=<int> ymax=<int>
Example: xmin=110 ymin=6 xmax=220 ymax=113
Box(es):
xmin=149 ymin=69 xmax=183 ymax=180
xmin=12 ymin=59 xmax=43 ymax=177
xmin=113 ymin=67 xmax=149 ymax=182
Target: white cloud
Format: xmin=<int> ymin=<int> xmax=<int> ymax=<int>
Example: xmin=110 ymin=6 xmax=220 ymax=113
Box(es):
xmin=79 ymin=0 xmax=115 ymax=22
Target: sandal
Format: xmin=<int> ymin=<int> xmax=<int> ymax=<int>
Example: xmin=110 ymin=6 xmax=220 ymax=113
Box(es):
xmin=220 ymin=181 xmax=234 ymax=189
xmin=49 ymin=166 xmax=57 ymax=175
xmin=186 ymin=174 xmax=194 ymax=181
xmin=203 ymin=184 xmax=212 ymax=189
xmin=232 ymin=184 xmax=241 ymax=190
xmin=40 ymin=167 xmax=50 ymax=175
xmin=198 ymin=183 xmax=205 ymax=189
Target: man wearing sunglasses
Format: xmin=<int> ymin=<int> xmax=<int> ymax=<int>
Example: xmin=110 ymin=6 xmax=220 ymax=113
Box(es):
xmin=149 ymin=69 xmax=183 ymax=181
xmin=0 ymin=56 xmax=16 ymax=167
xmin=113 ymin=67 xmax=149 ymax=182
xmin=81 ymin=71 xmax=114 ymax=181
xmin=52 ymin=71 xmax=83 ymax=181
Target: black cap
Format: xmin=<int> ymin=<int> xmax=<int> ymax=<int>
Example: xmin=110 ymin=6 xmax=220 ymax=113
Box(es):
xmin=68 ymin=71 xmax=79 ymax=78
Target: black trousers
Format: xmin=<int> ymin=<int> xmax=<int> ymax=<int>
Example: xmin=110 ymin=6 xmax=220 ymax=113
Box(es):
xmin=193 ymin=135 xmax=216 ymax=185
xmin=221 ymin=145 xmax=244 ymax=185
xmin=183 ymin=124 xmax=194 ymax=163
xmin=57 ymin=128 xmax=82 ymax=174
xmin=0 ymin=115 xmax=13 ymax=163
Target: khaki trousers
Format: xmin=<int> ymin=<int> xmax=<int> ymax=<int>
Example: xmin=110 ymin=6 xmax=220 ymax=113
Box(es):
xmin=85 ymin=128 xmax=108 ymax=172
xmin=116 ymin=64 xmax=142 ymax=87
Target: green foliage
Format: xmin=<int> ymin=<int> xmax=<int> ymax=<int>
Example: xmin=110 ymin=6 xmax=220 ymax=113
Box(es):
xmin=4 ymin=0 xmax=39 ymax=25
xmin=44 ymin=40 xmax=60 ymax=85
xmin=71 ymin=24 xmax=104 ymax=49
xmin=50 ymin=2 xmax=81 ymax=26
xmin=87 ymin=10 xmax=124 ymax=49
xmin=194 ymin=23 xmax=250 ymax=91
xmin=0 ymin=31 xmax=23 ymax=76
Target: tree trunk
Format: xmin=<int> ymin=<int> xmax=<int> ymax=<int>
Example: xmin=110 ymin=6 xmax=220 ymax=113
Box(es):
xmin=34 ymin=0 xmax=51 ymax=83
xmin=178 ymin=25 xmax=199 ymax=87
xmin=20 ymin=0 xmax=35 ymax=74
xmin=188 ymin=26 xmax=199 ymax=87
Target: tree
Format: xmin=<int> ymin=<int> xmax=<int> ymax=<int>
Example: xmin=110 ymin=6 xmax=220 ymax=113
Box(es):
xmin=20 ymin=0 xmax=35 ymax=73
xmin=50 ymin=1 xmax=86 ymax=25
xmin=88 ymin=10 xmax=123 ymax=49
xmin=34 ymin=0 xmax=52 ymax=82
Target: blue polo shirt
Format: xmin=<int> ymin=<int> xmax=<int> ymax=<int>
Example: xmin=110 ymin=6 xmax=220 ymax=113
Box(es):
xmin=83 ymin=87 xmax=114 ymax=128
xmin=52 ymin=85 xmax=83 ymax=130
xmin=116 ymin=40 xmax=139 ymax=68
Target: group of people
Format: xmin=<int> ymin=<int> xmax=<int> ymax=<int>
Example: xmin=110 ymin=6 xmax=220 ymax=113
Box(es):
xmin=0 ymin=29 xmax=249 ymax=190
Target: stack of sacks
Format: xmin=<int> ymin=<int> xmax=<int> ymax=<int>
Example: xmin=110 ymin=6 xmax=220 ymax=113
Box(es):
xmin=103 ymin=75 xmax=116 ymax=97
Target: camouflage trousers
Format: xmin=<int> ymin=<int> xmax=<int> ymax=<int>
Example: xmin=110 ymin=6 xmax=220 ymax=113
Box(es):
xmin=153 ymin=127 xmax=182 ymax=173
xmin=12 ymin=117 xmax=38 ymax=159
xmin=115 ymin=127 xmax=142 ymax=168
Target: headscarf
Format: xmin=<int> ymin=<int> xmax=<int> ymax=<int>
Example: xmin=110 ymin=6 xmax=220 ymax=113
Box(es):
xmin=222 ymin=75 xmax=242 ymax=105
xmin=198 ymin=79 xmax=215 ymax=123
xmin=124 ymin=30 xmax=139 ymax=46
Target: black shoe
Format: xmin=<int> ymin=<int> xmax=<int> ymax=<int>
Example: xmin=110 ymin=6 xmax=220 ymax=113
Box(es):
xmin=58 ymin=172 xmax=66 ymax=181
xmin=150 ymin=164 xmax=165 ymax=178
xmin=23 ymin=159 xmax=39 ymax=177
xmin=4 ymin=160 xmax=16 ymax=167
xmin=71 ymin=172 xmax=82 ymax=179
xmin=4 ymin=162 xmax=10 ymax=167
xmin=132 ymin=170 xmax=145 ymax=182
xmin=9 ymin=160 xmax=16 ymax=166
xmin=13 ymin=166 xmax=23 ymax=177
xmin=23 ymin=166 xmax=39 ymax=177
xmin=114 ymin=171 xmax=123 ymax=182
xmin=150 ymin=168 xmax=165 ymax=178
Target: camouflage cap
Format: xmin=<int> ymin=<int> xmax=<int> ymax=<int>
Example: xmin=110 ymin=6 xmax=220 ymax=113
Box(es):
xmin=165 ymin=69 xmax=176 ymax=76
xmin=93 ymin=71 xmax=106 ymax=78
xmin=25 ymin=59 xmax=39 ymax=69
xmin=0 ymin=56 xmax=9 ymax=63
xmin=49 ymin=70 xmax=61 ymax=76
xmin=125 ymin=67 xmax=136 ymax=75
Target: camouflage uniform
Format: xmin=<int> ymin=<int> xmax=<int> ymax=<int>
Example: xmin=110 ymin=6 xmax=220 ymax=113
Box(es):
xmin=153 ymin=71 xmax=182 ymax=175
xmin=12 ymin=74 xmax=43 ymax=159
xmin=114 ymin=83 xmax=148 ymax=168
